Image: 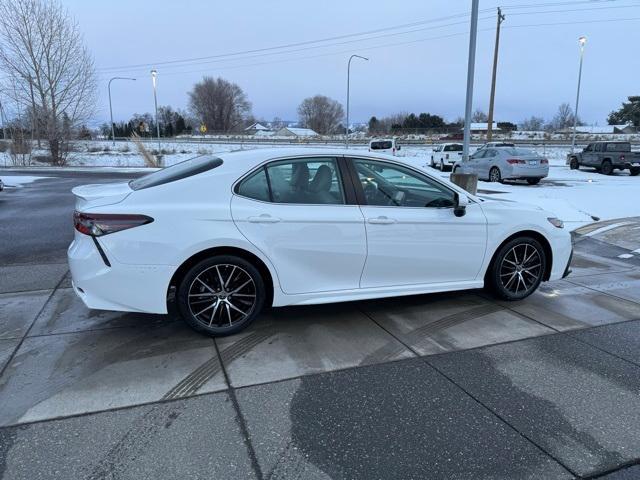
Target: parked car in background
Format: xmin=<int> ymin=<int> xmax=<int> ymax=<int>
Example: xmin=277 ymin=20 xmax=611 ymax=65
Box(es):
xmin=454 ymin=146 xmax=549 ymax=184
xmin=68 ymin=149 xmax=571 ymax=337
xmin=430 ymin=143 xmax=463 ymax=171
xmin=567 ymin=141 xmax=640 ymax=176
xmin=0 ymin=178 xmax=3 ymax=192
xmin=369 ymin=138 xmax=401 ymax=156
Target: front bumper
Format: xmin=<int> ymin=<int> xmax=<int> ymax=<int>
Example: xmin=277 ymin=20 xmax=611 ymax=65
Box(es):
xmin=68 ymin=234 xmax=173 ymax=314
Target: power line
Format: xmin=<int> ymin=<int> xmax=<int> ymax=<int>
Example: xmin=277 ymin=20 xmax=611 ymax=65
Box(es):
xmin=97 ymin=9 xmax=494 ymax=72
xmin=96 ymin=14 xmax=640 ymax=81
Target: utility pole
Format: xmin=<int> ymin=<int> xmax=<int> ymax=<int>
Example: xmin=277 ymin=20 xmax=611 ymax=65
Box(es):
xmin=345 ymin=54 xmax=368 ymax=149
xmin=486 ymin=7 xmax=505 ymax=142
xmin=462 ymin=0 xmax=480 ymax=162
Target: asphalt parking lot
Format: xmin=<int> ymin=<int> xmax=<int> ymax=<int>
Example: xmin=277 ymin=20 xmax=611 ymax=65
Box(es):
xmin=2 ymin=171 xmax=640 ymax=479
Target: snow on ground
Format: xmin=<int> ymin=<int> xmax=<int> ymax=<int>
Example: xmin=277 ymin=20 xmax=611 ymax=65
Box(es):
xmin=1 ymin=175 xmax=51 ymax=187
xmin=1 ymin=141 xmax=638 ymax=230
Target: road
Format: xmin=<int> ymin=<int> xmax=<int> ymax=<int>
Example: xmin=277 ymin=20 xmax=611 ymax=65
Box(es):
xmin=1 ymin=170 xmax=640 ymax=479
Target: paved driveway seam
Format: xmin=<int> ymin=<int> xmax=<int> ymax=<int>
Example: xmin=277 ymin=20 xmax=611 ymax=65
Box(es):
xmin=357 ymin=306 xmax=579 ymax=478
xmin=214 ymin=338 xmax=265 ymax=480
xmin=0 ymin=271 xmax=67 ymax=380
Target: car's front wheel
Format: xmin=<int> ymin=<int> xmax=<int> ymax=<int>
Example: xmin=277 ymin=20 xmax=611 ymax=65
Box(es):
xmin=487 ymin=237 xmax=547 ymax=300
xmin=601 ymin=160 xmax=613 ymax=175
xmin=569 ymin=157 xmax=579 ymax=170
xmin=177 ymin=255 xmax=265 ymax=337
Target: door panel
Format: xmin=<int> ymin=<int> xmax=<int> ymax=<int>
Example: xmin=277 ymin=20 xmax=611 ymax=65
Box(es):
xmin=231 ymin=157 xmax=367 ymax=295
xmin=359 ymin=204 xmax=487 ymax=287
xmin=350 ymin=158 xmax=487 ymax=288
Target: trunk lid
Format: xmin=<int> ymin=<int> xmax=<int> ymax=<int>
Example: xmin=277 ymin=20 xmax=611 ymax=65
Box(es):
xmin=72 ymin=182 xmax=133 ymax=210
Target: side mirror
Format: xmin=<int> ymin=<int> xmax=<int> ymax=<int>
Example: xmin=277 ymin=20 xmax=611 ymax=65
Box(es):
xmin=454 ymin=192 xmax=468 ymax=217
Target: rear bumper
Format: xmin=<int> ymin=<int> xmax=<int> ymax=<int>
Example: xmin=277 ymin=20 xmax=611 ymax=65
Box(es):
xmin=68 ymin=234 xmax=173 ymax=314
xmin=504 ymin=165 xmax=549 ymax=179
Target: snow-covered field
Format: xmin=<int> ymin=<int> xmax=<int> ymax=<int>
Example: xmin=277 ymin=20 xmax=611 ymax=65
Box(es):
xmin=1 ymin=141 xmax=638 ymax=230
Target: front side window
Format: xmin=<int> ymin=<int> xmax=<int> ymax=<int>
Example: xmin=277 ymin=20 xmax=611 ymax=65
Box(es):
xmin=354 ymin=159 xmax=455 ymax=208
xmin=584 ymin=144 xmax=593 ymax=152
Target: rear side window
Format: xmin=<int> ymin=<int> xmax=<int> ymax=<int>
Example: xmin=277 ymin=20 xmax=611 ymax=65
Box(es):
xmin=606 ymin=143 xmax=630 ymax=152
xmin=236 ymin=168 xmax=270 ymax=202
xmin=370 ymin=141 xmax=393 ymax=150
xmin=129 ymin=156 xmax=223 ymax=191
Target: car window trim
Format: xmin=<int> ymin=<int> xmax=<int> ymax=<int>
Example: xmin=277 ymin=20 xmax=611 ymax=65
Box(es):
xmin=233 ymin=155 xmax=354 ymax=207
xmin=344 ymin=156 xmax=459 ymax=210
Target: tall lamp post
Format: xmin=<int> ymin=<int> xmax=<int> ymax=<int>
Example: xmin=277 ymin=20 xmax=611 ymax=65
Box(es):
xmin=345 ymin=54 xmax=368 ymax=149
xmin=151 ymin=69 xmax=160 ymax=151
xmin=571 ymin=36 xmax=587 ymax=154
xmin=108 ymin=77 xmax=136 ymax=146
xmin=462 ymin=0 xmax=480 ymax=162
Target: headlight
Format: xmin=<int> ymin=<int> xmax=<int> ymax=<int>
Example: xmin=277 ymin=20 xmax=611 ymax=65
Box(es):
xmin=547 ymin=217 xmax=564 ymax=229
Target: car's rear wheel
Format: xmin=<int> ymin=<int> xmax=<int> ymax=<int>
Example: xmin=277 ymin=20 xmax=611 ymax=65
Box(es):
xmin=630 ymin=167 xmax=640 ymax=176
xmin=177 ymin=255 xmax=265 ymax=337
xmin=526 ymin=178 xmax=541 ymax=185
xmin=489 ymin=167 xmax=502 ymax=183
xmin=569 ymin=157 xmax=579 ymax=170
xmin=487 ymin=237 xmax=547 ymax=301
xmin=601 ymin=159 xmax=613 ymax=175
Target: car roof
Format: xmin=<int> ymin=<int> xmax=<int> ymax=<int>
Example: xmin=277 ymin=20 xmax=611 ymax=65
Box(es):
xmin=215 ymin=147 xmax=404 ymax=174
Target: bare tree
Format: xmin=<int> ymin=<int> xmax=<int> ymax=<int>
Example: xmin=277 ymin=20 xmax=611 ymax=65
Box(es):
xmin=188 ymin=77 xmax=251 ymax=132
xmin=548 ymin=103 xmax=582 ymax=131
xmin=297 ymin=95 xmax=344 ymax=135
xmin=472 ymin=109 xmax=488 ymax=123
xmin=0 ymin=0 xmax=96 ymax=165
xmin=520 ymin=116 xmax=545 ymax=131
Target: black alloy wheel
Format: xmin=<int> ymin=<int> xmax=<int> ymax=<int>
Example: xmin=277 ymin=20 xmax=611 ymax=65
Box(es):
xmin=177 ymin=255 xmax=265 ymax=336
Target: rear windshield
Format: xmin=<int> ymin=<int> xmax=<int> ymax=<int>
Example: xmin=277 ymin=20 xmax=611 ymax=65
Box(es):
xmin=444 ymin=144 xmax=463 ymax=152
xmin=129 ymin=155 xmax=223 ymax=191
xmin=606 ymin=143 xmax=630 ymax=152
xmin=502 ymin=147 xmax=536 ymax=156
xmin=370 ymin=141 xmax=393 ymax=150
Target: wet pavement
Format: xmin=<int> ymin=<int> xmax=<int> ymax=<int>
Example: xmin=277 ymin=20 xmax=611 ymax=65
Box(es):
xmin=1 ymin=173 xmax=640 ymax=479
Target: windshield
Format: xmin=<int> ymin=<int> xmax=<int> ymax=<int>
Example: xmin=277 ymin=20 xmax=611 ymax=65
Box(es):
xmin=129 ymin=156 xmax=223 ymax=191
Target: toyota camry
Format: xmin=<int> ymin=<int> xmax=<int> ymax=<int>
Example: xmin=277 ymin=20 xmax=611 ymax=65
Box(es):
xmin=68 ymin=148 xmax=572 ymax=336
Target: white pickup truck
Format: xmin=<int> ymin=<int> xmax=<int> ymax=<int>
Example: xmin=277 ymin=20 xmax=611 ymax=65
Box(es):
xmin=429 ymin=143 xmax=463 ymax=171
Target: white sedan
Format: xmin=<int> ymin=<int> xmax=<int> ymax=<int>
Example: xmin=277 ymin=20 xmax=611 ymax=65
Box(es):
xmin=68 ymin=148 xmax=572 ymax=336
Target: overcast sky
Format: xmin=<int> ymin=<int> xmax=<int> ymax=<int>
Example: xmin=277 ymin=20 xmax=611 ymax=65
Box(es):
xmin=62 ymin=0 xmax=640 ymax=126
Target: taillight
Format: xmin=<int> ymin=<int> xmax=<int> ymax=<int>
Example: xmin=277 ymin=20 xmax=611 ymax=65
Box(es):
xmin=541 ymin=159 xmax=549 ymax=164
xmin=507 ymin=159 xmax=526 ymax=164
xmin=74 ymin=211 xmax=153 ymax=236
xmin=620 ymin=155 xmax=625 ymax=162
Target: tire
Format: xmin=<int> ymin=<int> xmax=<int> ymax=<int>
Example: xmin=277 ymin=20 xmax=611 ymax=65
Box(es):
xmin=177 ymin=255 xmax=265 ymax=337
xmin=526 ymin=178 xmax=541 ymax=185
xmin=489 ymin=167 xmax=502 ymax=183
xmin=453 ymin=166 xmax=460 ymax=174
xmin=487 ymin=236 xmax=547 ymax=301
xmin=440 ymin=160 xmax=446 ymax=172
xmin=569 ymin=157 xmax=579 ymax=170
xmin=601 ymin=159 xmax=613 ymax=176
xmin=630 ymin=167 xmax=640 ymax=177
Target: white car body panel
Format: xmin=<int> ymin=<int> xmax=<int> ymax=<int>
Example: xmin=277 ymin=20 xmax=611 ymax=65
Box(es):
xmin=67 ymin=148 xmax=572 ymax=315
xmin=359 ymin=202 xmax=487 ymax=287
xmin=231 ymin=195 xmax=367 ymax=295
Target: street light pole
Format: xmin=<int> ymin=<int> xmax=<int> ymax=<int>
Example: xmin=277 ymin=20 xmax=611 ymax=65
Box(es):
xmin=151 ymin=69 xmax=160 ymax=152
xmin=571 ymin=36 xmax=587 ymax=154
xmin=462 ymin=0 xmax=480 ymax=162
xmin=108 ymin=77 xmax=136 ymax=146
xmin=346 ymin=54 xmax=368 ymax=149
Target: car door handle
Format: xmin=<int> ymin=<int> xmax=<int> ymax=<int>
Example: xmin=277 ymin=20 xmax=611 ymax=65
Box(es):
xmin=247 ymin=215 xmax=281 ymax=224
xmin=367 ymin=216 xmax=396 ymax=225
